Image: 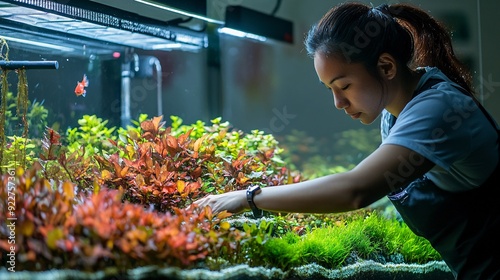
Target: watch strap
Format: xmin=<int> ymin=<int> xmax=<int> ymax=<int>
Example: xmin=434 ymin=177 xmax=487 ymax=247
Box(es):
xmin=246 ymin=185 xmax=263 ymax=218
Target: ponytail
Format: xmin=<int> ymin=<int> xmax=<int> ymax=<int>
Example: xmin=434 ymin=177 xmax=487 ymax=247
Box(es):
xmin=389 ymin=4 xmax=474 ymax=94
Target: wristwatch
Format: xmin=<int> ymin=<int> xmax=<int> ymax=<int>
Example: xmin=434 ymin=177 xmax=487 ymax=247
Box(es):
xmin=246 ymin=185 xmax=263 ymax=218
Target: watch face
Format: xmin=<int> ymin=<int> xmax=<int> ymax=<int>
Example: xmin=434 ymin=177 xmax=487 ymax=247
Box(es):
xmin=248 ymin=185 xmax=260 ymax=193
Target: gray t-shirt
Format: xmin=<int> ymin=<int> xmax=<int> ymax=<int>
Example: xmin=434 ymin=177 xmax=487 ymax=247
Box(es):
xmin=381 ymin=67 xmax=498 ymax=192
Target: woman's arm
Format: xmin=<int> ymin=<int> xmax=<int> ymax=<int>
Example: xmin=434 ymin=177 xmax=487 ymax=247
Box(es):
xmin=194 ymin=144 xmax=435 ymax=214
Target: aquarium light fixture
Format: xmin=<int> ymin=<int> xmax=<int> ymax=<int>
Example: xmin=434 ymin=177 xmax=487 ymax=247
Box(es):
xmin=0 ymin=35 xmax=75 ymax=52
xmin=222 ymin=5 xmax=294 ymax=44
xmin=218 ymin=27 xmax=267 ymax=42
xmin=0 ymin=7 xmax=177 ymax=51
xmin=0 ymin=0 xmax=207 ymax=52
xmin=134 ymin=0 xmax=292 ymax=44
xmin=134 ymin=0 xmax=224 ymax=25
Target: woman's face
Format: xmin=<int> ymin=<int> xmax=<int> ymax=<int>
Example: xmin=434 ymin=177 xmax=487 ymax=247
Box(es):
xmin=314 ymin=52 xmax=388 ymax=125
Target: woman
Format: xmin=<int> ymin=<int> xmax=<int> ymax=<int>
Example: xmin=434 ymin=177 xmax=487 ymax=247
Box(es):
xmin=195 ymin=3 xmax=499 ymax=279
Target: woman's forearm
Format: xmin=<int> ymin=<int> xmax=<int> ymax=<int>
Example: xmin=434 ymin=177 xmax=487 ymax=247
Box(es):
xmin=193 ymin=145 xmax=431 ymax=215
xmin=253 ymin=172 xmax=365 ymax=214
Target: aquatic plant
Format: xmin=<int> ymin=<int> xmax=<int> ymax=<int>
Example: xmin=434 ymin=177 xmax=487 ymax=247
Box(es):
xmin=0 ymin=92 xmax=49 ymax=170
xmin=94 ymin=115 xmax=297 ymax=213
xmin=16 ymin=67 xmax=28 ymax=154
xmin=0 ymin=92 xmax=49 ymax=139
xmin=0 ymin=114 xmax=446 ymax=278
xmin=0 ymin=42 xmax=29 ymax=169
xmin=1 ymin=136 xmax=37 ymax=169
xmin=95 ymin=116 xmax=207 ymax=212
xmin=332 ymin=128 xmax=381 ymax=166
xmin=0 ymin=165 xmax=241 ymax=271
xmin=0 ymin=39 xmax=50 ymax=172
xmin=37 ymin=127 xmax=99 ymax=189
xmin=258 ymin=211 xmax=441 ymax=270
xmin=277 ymin=128 xmax=380 ymax=180
xmin=65 ymin=114 xmax=118 ymax=158
xmin=0 ymin=39 xmax=9 ymax=171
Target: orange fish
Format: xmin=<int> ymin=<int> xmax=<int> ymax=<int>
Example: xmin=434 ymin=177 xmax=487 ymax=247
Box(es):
xmin=74 ymin=74 xmax=89 ymax=97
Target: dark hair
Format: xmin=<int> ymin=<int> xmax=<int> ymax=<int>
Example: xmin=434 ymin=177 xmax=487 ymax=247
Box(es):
xmin=304 ymin=2 xmax=474 ymax=94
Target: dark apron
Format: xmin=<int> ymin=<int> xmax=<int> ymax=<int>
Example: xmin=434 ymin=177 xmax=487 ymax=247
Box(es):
xmin=386 ymin=78 xmax=500 ymax=279
xmin=388 ymin=172 xmax=500 ymax=279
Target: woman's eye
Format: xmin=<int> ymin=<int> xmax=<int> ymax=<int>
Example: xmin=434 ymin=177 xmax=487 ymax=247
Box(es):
xmin=341 ymin=85 xmax=350 ymax=90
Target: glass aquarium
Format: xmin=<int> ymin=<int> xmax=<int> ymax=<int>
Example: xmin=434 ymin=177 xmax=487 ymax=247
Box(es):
xmin=0 ymin=0 xmax=463 ymax=279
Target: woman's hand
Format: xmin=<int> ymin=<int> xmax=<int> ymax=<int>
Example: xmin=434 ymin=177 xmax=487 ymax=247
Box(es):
xmin=193 ymin=190 xmax=249 ymax=215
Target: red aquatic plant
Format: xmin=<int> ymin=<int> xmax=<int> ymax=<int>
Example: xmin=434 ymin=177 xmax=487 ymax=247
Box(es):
xmin=0 ymin=164 xmax=241 ymax=271
xmin=95 ymin=116 xmax=211 ymax=212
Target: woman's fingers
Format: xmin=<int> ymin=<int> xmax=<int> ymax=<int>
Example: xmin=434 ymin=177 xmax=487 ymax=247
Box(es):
xmin=191 ymin=190 xmax=248 ymax=215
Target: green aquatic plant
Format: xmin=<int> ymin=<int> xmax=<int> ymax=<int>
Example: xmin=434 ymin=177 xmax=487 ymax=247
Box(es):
xmin=0 ymin=38 xmax=49 ymax=171
xmin=240 ymin=219 xmax=274 ymax=265
xmin=300 ymin=155 xmax=352 ymax=179
xmin=167 ymin=116 xmax=296 ymax=194
xmin=0 ymin=74 xmax=7 ymax=171
xmin=0 ymin=38 xmax=9 ymax=172
xmin=170 ymin=114 xmax=207 ymax=139
xmin=0 ymin=41 xmax=30 ymax=168
xmin=116 ymin=113 xmax=149 ymax=144
xmin=26 ymin=99 xmax=49 ymax=138
xmin=171 ymin=115 xmax=284 ymax=161
xmin=1 ymin=135 xmax=37 ymax=169
xmin=0 ymin=91 xmax=48 ymax=138
xmin=258 ymin=211 xmax=441 ymax=270
xmin=276 ymin=129 xmax=320 ymax=171
xmin=277 ymin=128 xmax=379 ymax=180
xmin=17 ymin=68 xmax=28 ymax=144
xmin=65 ymin=114 xmax=118 ymax=157
xmin=332 ymin=128 xmax=381 ymax=166
xmin=0 ymin=93 xmax=49 ymax=170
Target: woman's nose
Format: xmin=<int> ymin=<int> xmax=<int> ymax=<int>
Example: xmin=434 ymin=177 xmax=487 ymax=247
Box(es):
xmin=333 ymin=91 xmax=348 ymax=110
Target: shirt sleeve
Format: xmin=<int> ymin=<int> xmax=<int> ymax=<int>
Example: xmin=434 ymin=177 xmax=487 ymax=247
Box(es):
xmin=381 ymin=88 xmax=477 ymax=171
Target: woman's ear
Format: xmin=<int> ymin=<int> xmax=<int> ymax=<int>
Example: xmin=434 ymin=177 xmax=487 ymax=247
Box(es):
xmin=377 ymin=53 xmax=397 ymax=80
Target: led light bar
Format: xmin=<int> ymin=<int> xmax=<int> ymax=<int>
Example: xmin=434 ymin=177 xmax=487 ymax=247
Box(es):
xmin=134 ymin=0 xmax=224 ymax=25
xmin=218 ymin=27 xmax=267 ymax=42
